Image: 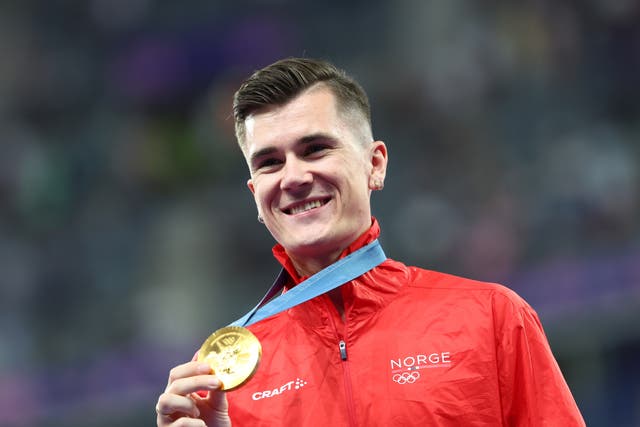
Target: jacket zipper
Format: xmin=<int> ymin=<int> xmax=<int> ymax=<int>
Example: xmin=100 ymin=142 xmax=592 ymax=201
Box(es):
xmin=338 ymin=339 xmax=357 ymax=427
xmin=339 ymin=340 xmax=348 ymax=360
xmin=325 ymin=296 xmax=358 ymax=427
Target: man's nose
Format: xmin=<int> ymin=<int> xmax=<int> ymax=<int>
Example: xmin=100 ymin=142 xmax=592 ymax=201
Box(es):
xmin=280 ymin=157 xmax=313 ymax=191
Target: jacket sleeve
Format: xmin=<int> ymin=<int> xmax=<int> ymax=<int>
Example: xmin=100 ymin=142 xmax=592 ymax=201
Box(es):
xmin=492 ymin=290 xmax=586 ymax=426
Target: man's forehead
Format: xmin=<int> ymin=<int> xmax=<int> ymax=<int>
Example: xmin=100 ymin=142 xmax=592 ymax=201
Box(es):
xmin=245 ymin=88 xmax=339 ymax=142
xmin=244 ymin=114 xmax=257 ymax=142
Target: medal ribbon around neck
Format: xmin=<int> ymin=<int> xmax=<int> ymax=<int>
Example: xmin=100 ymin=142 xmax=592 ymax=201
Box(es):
xmin=198 ymin=239 xmax=386 ymax=390
xmin=231 ymin=239 xmax=387 ymax=327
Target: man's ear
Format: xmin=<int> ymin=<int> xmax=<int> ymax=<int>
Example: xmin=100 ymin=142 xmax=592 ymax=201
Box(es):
xmin=368 ymin=140 xmax=388 ymax=189
xmin=247 ymin=179 xmax=264 ymax=223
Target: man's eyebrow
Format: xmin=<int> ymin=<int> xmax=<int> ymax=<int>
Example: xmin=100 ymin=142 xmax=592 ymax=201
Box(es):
xmin=249 ymin=146 xmax=278 ymax=166
xmin=249 ymin=133 xmax=337 ymax=168
xmin=299 ymin=133 xmax=336 ymax=144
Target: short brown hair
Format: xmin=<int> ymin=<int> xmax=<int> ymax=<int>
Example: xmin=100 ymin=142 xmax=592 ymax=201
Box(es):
xmin=233 ymin=57 xmax=371 ymax=149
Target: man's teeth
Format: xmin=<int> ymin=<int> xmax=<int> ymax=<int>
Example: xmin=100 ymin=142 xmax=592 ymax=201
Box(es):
xmin=290 ymin=200 xmax=323 ymax=215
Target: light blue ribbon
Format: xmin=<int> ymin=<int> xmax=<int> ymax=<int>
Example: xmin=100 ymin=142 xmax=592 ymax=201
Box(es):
xmin=230 ymin=239 xmax=386 ymax=327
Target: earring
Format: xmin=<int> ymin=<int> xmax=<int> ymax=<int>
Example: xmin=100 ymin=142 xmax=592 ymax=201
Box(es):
xmin=373 ymin=179 xmax=384 ymax=190
xmin=257 ymin=215 xmax=264 ymax=223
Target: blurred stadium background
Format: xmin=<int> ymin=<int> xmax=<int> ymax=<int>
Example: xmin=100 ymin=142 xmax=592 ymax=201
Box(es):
xmin=1 ymin=1 xmax=639 ymax=425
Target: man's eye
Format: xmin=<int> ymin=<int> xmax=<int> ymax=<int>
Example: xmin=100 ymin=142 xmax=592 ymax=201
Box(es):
xmin=304 ymin=144 xmax=328 ymax=156
xmin=257 ymin=158 xmax=282 ymax=169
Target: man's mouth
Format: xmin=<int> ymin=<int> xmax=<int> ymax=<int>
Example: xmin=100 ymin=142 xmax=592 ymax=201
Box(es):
xmin=284 ymin=198 xmax=330 ymax=215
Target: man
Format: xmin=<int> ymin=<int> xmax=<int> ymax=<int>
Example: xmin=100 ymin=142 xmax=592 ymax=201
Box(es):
xmin=156 ymin=58 xmax=585 ymax=426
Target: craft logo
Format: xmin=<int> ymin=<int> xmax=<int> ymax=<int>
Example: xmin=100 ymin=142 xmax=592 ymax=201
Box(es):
xmin=252 ymin=378 xmax=308 ymax=400
xmin=390 ymin=352 xmax=452 ymax=384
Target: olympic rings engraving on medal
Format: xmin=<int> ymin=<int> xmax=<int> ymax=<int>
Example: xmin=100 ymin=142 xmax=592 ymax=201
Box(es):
xmin=392 ymin=371 xmax=421 ymax=384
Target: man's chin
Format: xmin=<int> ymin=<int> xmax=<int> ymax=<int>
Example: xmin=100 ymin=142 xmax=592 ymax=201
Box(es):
xmin=284 ymin=235 xmax=337 ymax=256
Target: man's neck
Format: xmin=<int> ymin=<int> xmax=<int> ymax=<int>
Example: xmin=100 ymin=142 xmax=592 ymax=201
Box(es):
xmin=289 ymin=249 xmax=342 ymax=278
xmin=328 ymin=288 xmax=345 ymax=321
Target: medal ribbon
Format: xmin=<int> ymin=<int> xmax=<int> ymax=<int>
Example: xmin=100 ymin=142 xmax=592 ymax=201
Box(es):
xmin=230 ymin=239 xmax=386 ymax=327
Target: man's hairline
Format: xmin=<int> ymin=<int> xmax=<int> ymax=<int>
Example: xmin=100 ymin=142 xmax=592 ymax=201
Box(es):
xmin=236 ymin=82 xmax=373 ymax=155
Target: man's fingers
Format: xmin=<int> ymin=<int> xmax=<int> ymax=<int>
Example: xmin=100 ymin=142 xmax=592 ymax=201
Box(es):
xmin=164 ymin=360 xmax=220 ymax=397
xmin=157 ymin=361 xmax=227 ymax=426
xmin=167 ymin=362 xmax=212 ymax=386
xmin=166 ymin=374 xmax=222 ymax=396
xmin=156 ymin=412 xmax=207 ymax=427
xmin=156 ymin=392 xmax=200 ymax=418
xmin=199 ymin=385 xmax=229 ymax=415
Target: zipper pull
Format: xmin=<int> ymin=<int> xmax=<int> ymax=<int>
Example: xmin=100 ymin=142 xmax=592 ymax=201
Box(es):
xmin=339 ymin=340 xmax=348 ymax=360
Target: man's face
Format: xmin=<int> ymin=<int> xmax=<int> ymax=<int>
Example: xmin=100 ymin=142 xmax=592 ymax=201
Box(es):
xmin=243 ymin=84 xmax=387 ymax=272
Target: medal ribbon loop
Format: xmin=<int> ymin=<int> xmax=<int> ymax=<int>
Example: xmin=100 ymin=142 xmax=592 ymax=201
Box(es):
xmin=231 ymin=239 xmax=386 ymax=327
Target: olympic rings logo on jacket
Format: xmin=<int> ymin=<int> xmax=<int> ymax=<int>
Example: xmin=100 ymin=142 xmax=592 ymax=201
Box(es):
xmin=392 ymin=372 xmax=421 ymax=384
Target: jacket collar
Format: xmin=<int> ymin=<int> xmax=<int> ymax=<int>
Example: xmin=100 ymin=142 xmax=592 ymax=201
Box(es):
xmin=268 ymin=217 xmax=401 ymax=339
xmin=271 ymin=217 xmax=381 ymax=286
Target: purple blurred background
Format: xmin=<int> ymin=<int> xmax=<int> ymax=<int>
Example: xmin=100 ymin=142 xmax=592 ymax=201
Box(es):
xmin=1 ymin=1 xmax=639 ymax=425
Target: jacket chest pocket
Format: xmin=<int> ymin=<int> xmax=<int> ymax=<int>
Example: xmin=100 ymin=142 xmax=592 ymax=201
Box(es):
xmin=382 ymin=353 xmax=501 ymax=425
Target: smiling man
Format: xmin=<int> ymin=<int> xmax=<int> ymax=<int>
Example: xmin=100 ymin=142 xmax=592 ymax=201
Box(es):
xmin=243 ymin=82 xmax=386 ymax=278
xmin=156 ymin=58 xmax=585 ymax=426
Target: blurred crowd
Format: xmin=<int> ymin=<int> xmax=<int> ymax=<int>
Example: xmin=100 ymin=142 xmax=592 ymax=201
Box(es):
xmin=0 ymin=1 xmax=638 ymax=426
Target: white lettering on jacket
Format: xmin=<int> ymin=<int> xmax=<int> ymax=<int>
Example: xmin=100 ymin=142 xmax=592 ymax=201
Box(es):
xmin=389 ymin=352 xmax=452 ymax=384
xmin=390 ymin=352 xmax=452 ymax=372
xmin=251 ymin=378 xmax=308 ymax=401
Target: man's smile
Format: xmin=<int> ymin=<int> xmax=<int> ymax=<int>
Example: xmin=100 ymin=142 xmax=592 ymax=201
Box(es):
xmin=283 ymin=197 xmax=331 ymax=215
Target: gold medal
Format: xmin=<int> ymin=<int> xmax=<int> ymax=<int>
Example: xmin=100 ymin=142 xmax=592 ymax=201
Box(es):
xmin=197 ymin=326 xmax=262 ymax=391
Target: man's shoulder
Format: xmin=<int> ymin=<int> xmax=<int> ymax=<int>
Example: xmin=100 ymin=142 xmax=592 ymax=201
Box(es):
xmin=400 ymin=263 xmax=524 ymax=302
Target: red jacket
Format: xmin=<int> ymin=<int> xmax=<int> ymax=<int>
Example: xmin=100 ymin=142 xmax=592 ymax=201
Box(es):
xmin=225 ymin=220 xmax=585 ymax=426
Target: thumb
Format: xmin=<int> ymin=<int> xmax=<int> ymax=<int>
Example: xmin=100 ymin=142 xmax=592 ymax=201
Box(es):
xmin=206 ymin=388 xmax=228 ymax=412
xmin=196 ymin=389 xmax=231 ymax=425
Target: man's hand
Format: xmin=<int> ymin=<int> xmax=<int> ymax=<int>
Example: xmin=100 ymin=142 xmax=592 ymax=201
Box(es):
xmin=156 ymin=361 xmax=231 ymax=427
